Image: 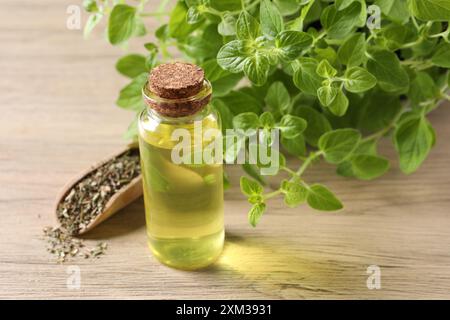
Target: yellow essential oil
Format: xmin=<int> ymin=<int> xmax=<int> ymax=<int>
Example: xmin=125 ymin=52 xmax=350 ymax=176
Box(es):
xmin=138 ymin=63 xmax=224 ymax=270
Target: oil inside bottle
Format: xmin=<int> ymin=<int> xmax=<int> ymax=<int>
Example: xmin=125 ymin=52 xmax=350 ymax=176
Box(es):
xmin=138 ymin=109 xmax=224 ymax=270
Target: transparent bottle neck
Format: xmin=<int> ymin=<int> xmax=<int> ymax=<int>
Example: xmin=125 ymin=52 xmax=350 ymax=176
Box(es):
xmin=145 ymin=104 xmax=212 ymax=124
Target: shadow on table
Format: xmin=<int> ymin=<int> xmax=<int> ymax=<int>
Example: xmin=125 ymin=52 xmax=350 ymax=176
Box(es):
xmin=82 ymin=197 xmax=146 ymax=240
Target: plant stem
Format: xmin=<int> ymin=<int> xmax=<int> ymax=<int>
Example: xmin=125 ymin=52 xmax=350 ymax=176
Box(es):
xmin=140 ymin=12 xmax=170 ymax=17
xmin=246 ymin=0 xmax=262 ymax=11
xmin=281 ymin=166 xmax=297 ymax=176
xmin=401 ymin=59 xmax=434 ymax=71
xmin=313 ymin=31 xmax=327 ymax=44
xmin=138 ymin=0 xmax=149 ymax=11
xmin=429 ymin=26 xmax=450 ymax=41
xmin=362 ymin=105 xmax=405 ymax=143
xmin=411 ymin=16 xmax=421 ymax=31
xmin=366 ymin=33 xmax=375 ymax=43
xmin=297 ymin=0 xmax=316 ymax=31
xmin=400 ymin=38 xmax=423 ymax=49
xmin=157 ymin=0 xmax=171 ymax=12
xmin=263 ymin=189 xmax=282 ymax=200
xmin=203 ymin=7 xmax=223 ymax=17
xmin=296 ymin=151 xmax=322 ymax=177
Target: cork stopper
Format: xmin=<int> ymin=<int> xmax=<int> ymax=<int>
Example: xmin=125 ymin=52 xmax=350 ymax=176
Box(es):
xmin=145 ymin=62 xmax=211 ymax=118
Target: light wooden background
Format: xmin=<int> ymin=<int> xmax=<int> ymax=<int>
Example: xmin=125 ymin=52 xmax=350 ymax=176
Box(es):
xmin=1 ymin=0 xmax=450 ymax=299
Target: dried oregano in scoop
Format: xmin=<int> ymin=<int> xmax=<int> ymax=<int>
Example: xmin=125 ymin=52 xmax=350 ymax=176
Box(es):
xmin=56 ymin=149 xmax=140 ymax=235
xmin=43 ymin=149 xmax=141 ymax=263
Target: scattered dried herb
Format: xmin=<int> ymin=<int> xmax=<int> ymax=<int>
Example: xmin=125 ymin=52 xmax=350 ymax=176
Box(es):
xmin=43 ymin=226 xmax=107 ymax=263
xmin=44 ymin=149 xmax=140 ymax=263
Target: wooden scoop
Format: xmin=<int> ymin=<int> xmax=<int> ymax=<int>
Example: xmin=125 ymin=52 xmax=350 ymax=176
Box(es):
xmin=55 ymin=144 xmax=143 ymax=235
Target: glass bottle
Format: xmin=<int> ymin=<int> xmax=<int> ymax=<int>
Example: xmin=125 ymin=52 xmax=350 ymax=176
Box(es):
xmin=138 ymin=63 xmax=224 ymax=270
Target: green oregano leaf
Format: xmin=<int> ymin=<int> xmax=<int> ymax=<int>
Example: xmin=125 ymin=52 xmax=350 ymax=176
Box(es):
xmin=351 ymin=155 xmax=390 ymax=180
xmin=211 ymin=99 xmax=233 ymax=132
xmin=144 ymin=42 xmax=158 ymax=53
xmin=320 ymin=2 xmax=361 ymax=39
xmin=248 ymin=203 xmax=267 ymax=227
xmin=265 ymin=81 xmax=291 ymax=115
xmin=260 ymin=112 xmax=276 ymax=128
xmin=307 ymin=184 xmax=343 ymax=211
xmin=275 ymin=0 xmax=301 ymax=15
xmin=315 ymin=47 xmax=338 ymax=65
xmin=408 ymin=0 xmax=450 ymax=21
xmin=317 ymin=85 xmax=339 ymax=106
xmin=367 ymin=50 xmax=410 ymax=93
xmin=275 ymin=31 xmax=313 ymax=62
xmin=409 ymin=71 xmax=440 ymax=105
xmin=186 ymin=6 xmax=203 ymax=24
xmin=277 ymin=115 xmax=307 ymax=139
xmin=83 ymin=0 xmax=98 ymax=13
xmin=108 ymin=5 xmax=136 ymax=45
xmin=233 ymin=112 xmax=261 ymax=131
xmin=316 ymin=59 xmax=337 ymax=78
xmin=375 ymin=0 xmax=410 ymax=24
xmin=168 ymin=1 xmax=199 ymax=39
xmin=223 ymin=171 xmax=231 ymax=190
xmin=337 ymin=33 xmax=366 ymax=67
xmin=240 ymin=176 xmax=263 ymax=197
xmin=335 ymin=0 xmax=354 ymax=10
xmin=217 ymin=40 xmax=251 ymax=73
xmin=394 ymin=116 xmax=435 ymax=174
xmin=260 ymin=0 xmax=284 ymax=38
xmin=242 ymin=163 xmax=267 ymax=186
xmin=210 ymin=0 xmax=242 ymax=11
xmin=344 ymin=67 xmax=377 ymax=93
xmin=202 ymin=59 xmax=231 ymax=82
xmin=84 ymin=13 xmax=102 ymax=38
xmin=281 ymin=135 xmax=307 ymax=157
xmin=220 ymin=90 xmax=263 ymax=114
xmin=282 ymin=180 xmax=308 ymax=207
xmin=218 ymin=12 xmax=237 ymax=36
xmin=328 ymin=89 xmax=349 ymax=116
xmin=295 ymin=106 xmax=332 ymax=146
xmin=116 ymin=73 xmax=147 ymax=111
xmin=132 ymin=16 xmax=147 ymax=36
xmin=319 ymin=128 xmax=361 ymax=164
xmin=204 ymin=58 xmax=243 ymax=96
xmin=236 ymin=11 xmax=260 ymax=40
xmin=123 ymin=115 xmax=139 ymax=141
xmin=358 ymin=90 xmax=403 ymax=133
xmin=244 ymin=53 xmax=271 ymax=86
xmin=116 ymin=54 xmax=147 ymax=78
xmin=431 ymin=43 xmax=450 ymax=68
xmin=293 ymin=58 xmax=323 ymax=96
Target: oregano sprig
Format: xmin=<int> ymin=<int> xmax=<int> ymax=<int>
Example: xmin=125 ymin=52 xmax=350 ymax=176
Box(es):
xmin=83 ymin=0 xmax=450 ymax=227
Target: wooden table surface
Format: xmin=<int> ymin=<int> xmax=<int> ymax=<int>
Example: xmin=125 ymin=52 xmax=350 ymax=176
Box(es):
xmin=1 ymin=1 xmax=450 ymax=300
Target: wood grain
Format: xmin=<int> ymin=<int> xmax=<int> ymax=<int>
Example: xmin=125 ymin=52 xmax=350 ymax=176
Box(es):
xmin=1 ymin=0 xmax=450 ymax=299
